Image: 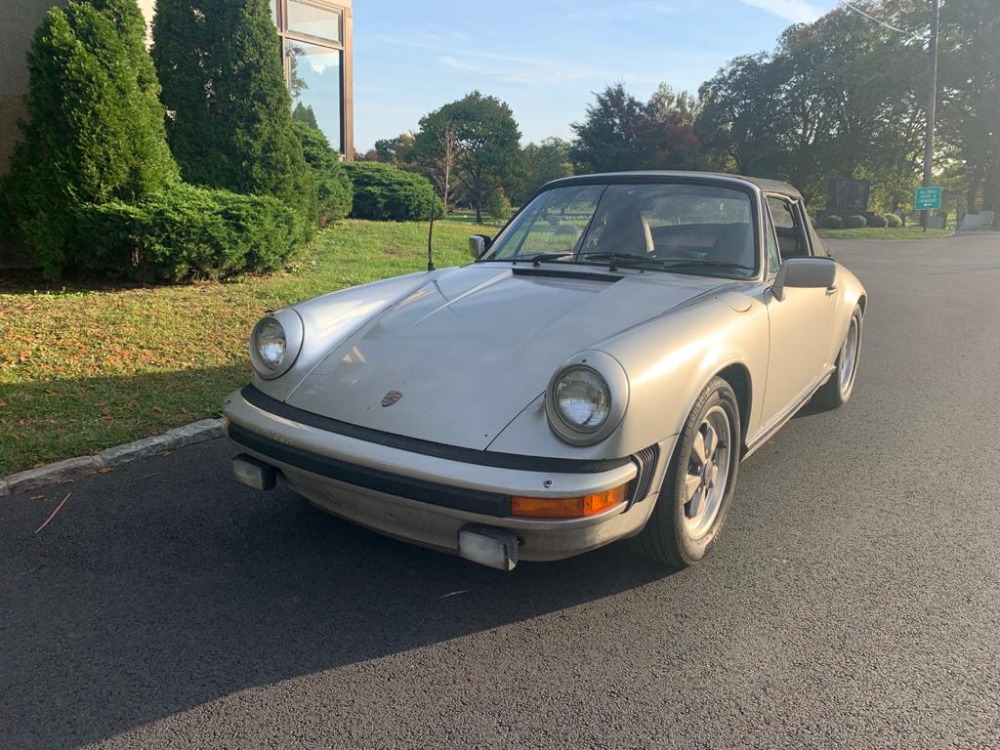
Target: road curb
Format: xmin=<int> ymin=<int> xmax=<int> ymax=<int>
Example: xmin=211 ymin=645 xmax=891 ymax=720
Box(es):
xmin=0 ymin=418 xmax=225 ymax=497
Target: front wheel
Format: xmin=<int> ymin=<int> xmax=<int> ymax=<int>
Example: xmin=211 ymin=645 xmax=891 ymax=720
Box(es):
xmin=633 ymin=377 xmax=741 ymax=569
xmin=811 ymin=305 xmax=863 ymax=411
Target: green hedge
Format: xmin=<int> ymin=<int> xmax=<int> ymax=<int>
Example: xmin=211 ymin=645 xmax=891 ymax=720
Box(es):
xmin=293 ymin=121 xmax=352 ymax=225
xmin=885 ymin=213 xmax=903 ymax=227
xmin=866 ymin=214 xmax=888 ymax=228
xmin=74 ymin=184 xmax=302 ymax=282
xmin=824 ymin=215 xmax=845 ymax=229
xmin=846 ymin=215 xmax=867 ymax=229
xmin=344 ymin=162 xmax=442 ymax=221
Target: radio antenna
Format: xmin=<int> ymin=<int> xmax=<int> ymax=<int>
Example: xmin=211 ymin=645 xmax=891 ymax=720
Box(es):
xmin=426 ymin=196 xmax=436 ymax=272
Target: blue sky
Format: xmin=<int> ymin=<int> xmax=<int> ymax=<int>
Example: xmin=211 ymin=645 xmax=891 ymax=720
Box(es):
xmin=352 ymin=0 xmax=841 ymax=151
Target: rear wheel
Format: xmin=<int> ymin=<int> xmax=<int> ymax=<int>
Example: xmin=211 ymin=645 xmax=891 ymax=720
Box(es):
xmin=634 ymin=377 xmax=741 ymax=569
xmin=811 ymin=305 xmax=863 ymax=411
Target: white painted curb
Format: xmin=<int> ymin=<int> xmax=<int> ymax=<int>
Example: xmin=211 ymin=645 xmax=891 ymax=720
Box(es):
xmin=0 ymin=418 xmax=225 ymax=497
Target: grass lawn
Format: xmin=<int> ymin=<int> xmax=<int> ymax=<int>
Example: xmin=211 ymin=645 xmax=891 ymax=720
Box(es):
xmin=0 ymin=218 xmax=492 ymax=476
xmin=816 ymin=226 xmax=950 ymax=240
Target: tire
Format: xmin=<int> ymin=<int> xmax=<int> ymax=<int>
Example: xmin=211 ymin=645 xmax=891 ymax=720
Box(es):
xmin=810 ymin=305 xmax=863 ymax=411
xmin=633 ymin=377 xmax=741 ymax=569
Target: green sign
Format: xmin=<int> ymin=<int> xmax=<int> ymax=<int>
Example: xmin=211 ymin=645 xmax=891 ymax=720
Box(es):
xmin=915 ymin=186 xmax=942 ymax=211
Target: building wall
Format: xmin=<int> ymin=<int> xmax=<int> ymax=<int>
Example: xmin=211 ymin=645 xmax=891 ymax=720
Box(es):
xmin=0 ymin=0 xmax=69 ymax=172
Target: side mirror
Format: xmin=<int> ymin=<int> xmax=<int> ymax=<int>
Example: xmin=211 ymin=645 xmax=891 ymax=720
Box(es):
xmin=469 ymin=234 xmax=492 ymax=260
xmin=771 ymin=257 xmax=836 ymax=301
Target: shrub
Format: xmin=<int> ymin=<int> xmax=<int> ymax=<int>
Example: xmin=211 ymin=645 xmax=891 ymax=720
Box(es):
xmin=74 ymin=184 xmax=302 ymax=282
xmin=153 ymin=0 xmax=314 ymax=225
xmin=885 ymin=213 xmax=903 ymax=227
xmin=823 ymin=215 xmax=845 ymax=230
xmin=8 ymin=0 xmax=179 ymax=276
xmin=293 ymin=121 xmax=353 ymax=225
xmin=0 ymin=175 xmax=15 ymax=243
xmin=487 ymin=187 xmax=514 ymax=224
xmin=867 ymin=214 xmax=888 ymax=228
xmin=846 ymin=215 xmax=867 ymax=229
xmin=344 ymin=162 xmax=443 ymax=221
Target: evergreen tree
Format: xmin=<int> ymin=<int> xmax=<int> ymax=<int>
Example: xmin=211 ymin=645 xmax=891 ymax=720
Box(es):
xmin=9 ymin=0 xmax=178 ymax=275
xmin=292 ymin=103 xmax=320 ymax=129
xmin=153 ymin=0 xmax=313 ymax=224
xmin=293 ymin=121 xmax=352 ymax=224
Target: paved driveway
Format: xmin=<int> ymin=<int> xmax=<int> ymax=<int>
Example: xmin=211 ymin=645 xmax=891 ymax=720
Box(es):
xmin=2 ymin=233 xmax=999 ymax=749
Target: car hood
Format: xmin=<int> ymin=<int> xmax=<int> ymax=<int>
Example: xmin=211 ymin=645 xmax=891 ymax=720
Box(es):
xmin=285 ymin=264 xmax=724 ymax=450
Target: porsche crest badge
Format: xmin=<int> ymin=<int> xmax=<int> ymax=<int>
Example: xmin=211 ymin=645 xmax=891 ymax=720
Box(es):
xmin=381 ymin=390 xmax=403 ymax=407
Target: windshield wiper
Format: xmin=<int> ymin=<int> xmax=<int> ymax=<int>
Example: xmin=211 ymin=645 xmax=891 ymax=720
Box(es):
xmin=655 ymin=259 xmax=755 ymax=272
xmin=487 ymin=252 xmax=574 ymax=266
xmin=578 ymin=252 xmax=668 ymax=272
xmin=527 ymin=252 xmax=574 ymax=266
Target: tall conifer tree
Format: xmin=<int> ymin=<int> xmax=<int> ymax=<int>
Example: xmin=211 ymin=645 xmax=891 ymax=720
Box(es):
xmin=9 ymin=0 xmax=178 ymax=275
xmin=153 ymin=0 xmax=313 ymax=223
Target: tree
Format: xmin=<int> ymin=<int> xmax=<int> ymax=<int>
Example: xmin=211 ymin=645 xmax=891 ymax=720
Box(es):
xmin=413 ymin=92 xmax=522 ymax=223
xmin=292 ymin=121 xmax=352 ymax=224
xmin=153 ymin=0 xmax=313 ymax=224
xmin=696 ymin=54 xmax=787 ymax=176
xmin=775 ymin=4 xmax=924 ymax=205
xmin=292 ymin=102 xmax=319 ymax=129
xmin=369 ymin=132 xmax=416 ymax=165
xmin=696 ymin=2 xmax=926 ymax=208
xmin=412 ymin=125 xmax=461 ymax=212
xmin=521 ymin=137 xmax=573 ymax=196
xmin=570 ymin=83 xmax=701 ymax=174
xmin=570 ymin=84 xmax=647 ymax=173
xmin=938 ymin=0 xmax=1000 ymax=215
xmin=8 ymin=0 xmax=178 ymax=275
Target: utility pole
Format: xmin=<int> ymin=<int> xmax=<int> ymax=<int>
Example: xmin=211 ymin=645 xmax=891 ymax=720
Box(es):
xmin=921 ymin=0 xmax=940 ymax=230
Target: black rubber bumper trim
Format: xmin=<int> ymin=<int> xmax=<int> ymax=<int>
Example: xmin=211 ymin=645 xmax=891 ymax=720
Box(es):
xmin=228 ymin=422 xmax=511 ymax=518
xmin=239 ymin=384 xmax=632 ymax=474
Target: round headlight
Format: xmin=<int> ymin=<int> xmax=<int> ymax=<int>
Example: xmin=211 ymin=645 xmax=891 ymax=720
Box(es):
xmin=253 ymin=317 xmax=286 ymax=370
xmin=553 ymin=367 xmax=611 ymax=432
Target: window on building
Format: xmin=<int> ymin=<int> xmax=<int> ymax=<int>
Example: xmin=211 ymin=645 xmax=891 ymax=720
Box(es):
xmin=274 ymin=0 xmax=351 ymax=157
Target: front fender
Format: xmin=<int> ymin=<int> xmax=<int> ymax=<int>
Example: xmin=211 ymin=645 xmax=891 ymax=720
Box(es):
xmin=830 ymin=264 xmax=867 ymax=352
xmin=488 ymin=297 xmax=769 ymax=459
xmin=251 ymin=269 xmax=457 ymax=402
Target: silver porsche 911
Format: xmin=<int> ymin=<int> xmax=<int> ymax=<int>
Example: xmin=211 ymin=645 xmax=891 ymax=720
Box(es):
xmin=224 ymin=172 xmax=865 ymax=571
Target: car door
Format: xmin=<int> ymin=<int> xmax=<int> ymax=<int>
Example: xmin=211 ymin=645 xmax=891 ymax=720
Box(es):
xmin=759 ymin=195 xmax=838 ymax=426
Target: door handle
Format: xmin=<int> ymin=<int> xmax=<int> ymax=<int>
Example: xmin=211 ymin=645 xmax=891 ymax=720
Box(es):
xmin=825 ymin=284 xmax=838 ymax=295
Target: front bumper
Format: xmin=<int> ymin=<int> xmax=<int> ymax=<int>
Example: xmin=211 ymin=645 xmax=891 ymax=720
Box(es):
xmin=223 ymin=386 xmax=666 ymax=565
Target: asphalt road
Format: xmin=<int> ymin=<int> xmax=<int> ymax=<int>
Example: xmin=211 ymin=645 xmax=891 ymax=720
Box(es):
xmin=2 ymin=233 xmax=999 ymax=749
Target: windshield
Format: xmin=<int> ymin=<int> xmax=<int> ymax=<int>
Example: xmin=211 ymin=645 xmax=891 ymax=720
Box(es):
xmin=485 ymin=183 xmax=759 ymax=278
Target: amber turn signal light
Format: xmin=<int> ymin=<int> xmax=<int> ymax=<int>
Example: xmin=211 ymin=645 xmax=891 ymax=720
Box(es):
xmin=511 ymin=483 xmax=627 ymax=519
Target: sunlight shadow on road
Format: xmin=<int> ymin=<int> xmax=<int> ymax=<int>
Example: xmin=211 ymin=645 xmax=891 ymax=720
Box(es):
xmin=0 ymin=440 xmax=671 ymax=748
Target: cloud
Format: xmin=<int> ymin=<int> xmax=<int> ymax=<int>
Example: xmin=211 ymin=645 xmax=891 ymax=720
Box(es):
xmin=439 ymin=55 xmax=598 ymax=85
xmin=739 ymin=0 xmax=823 ymax=23
xmin=379 ymin=34 xmax=608 ymax=86
xmin=562 ymin=0 xmax=679 ymax=21
xmin=308 ymin=58 xmax=339 ymax=74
